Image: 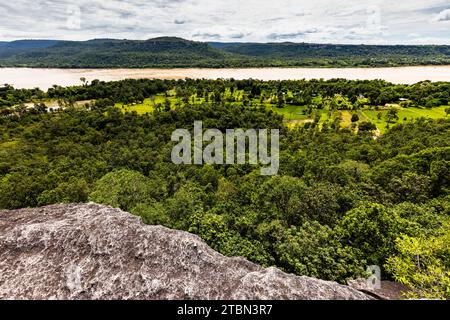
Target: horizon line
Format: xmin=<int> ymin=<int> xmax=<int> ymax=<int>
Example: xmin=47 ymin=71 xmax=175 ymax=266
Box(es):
xmin=1 ymin=36 xmax=449 ymax=47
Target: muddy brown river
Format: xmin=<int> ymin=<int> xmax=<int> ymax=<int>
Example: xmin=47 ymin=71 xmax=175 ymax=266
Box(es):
xmin=1 ymin=66 xmax=450 ymax=89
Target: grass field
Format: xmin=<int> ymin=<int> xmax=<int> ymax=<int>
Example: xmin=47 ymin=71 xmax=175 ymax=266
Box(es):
xmin=267 ymin=104 xmax=309 ymax=120
xmin=277 ymin=105 xmax=449 ymax=133
xmin=360 ymin=105 xmax=449 ymax=133
xmin=17 ymin=89 xmax=450 ymax=134
xmin=110 ymin=89 xmax=449 ymax=134
xmin=115 ymin=95 xmax=169 ymax=114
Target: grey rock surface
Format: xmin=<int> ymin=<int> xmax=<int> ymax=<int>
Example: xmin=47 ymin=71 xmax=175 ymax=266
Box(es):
xmin=0 ymin=203 xmax=371 ymax=300
xmin=348 ymin=278 xmax=409 ymax=300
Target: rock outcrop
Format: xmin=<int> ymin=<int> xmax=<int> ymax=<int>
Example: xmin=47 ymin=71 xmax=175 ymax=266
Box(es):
xmin=0 ymin=203 xmax=371 ymax=300
xmin=348 ymin=278 xmax=409 ymax=300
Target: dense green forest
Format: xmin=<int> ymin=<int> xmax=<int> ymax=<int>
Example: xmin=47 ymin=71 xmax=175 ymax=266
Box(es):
xmin=210 ymin=41 xmax=450 ymax=67
xmin=0 ymin=37 xmax=449 ymax=68
xmin=1 ymin=78 xmax=450 ymax=299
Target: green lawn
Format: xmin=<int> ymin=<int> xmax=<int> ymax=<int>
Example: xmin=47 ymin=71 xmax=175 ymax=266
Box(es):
xmin=113 ymin=91 xmax=449 ymax=134
xmin=267 ymin=104 xmax=309 ymax=120
xmin=272 ymin=104 xmax=449 ymax=133
xmin=340 ymin=111 xmax=353 ymax=128
xmin=361 ymin=105 xmax=449 ymax=133
xmin=116 ymin=95 xmax=174 ymax=114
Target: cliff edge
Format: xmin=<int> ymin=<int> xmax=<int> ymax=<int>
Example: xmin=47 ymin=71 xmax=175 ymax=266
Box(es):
xmin=0 ymin=203 xmax=370 ymax=300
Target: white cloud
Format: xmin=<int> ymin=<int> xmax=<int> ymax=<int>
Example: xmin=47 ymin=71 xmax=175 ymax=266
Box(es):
xmin=0 ymin=0 xmax=448 ymax=44
xmin=434 ymin=9 xmax=450 ymax=21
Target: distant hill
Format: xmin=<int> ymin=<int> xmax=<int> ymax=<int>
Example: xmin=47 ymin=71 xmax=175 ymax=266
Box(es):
xmin=0 ymin=37 xmax=245 ymax=68
xmin=0 ymin=37 xmax=449 ymax=68
xmin=210 ymin=42 xmax=450 ymax=67
xmin=0 ymin=40 xmax=59 ymax=50
xmin=0 ymin=40 xmax=60 ymax=58
xmin=211 ymin=42 xmax=450 ymax=59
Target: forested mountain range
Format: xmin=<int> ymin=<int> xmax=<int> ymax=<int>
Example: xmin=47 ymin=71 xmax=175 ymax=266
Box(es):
xmin=0 ymin=37 xmax=449 ymax=68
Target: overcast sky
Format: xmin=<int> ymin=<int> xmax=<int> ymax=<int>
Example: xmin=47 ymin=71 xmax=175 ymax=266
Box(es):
xmin=0 ymin=0 xmax=449 ymax=44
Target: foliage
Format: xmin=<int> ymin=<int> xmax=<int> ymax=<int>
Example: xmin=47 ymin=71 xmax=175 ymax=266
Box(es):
xmin=1 ymin=78 xmax=449 ymax=289
xmin=89 ymin=169 xmax=167 ymax=211
xmin=386 ymin=227 xmax=450 ymax=300
xmin=275 ymin=221 xmax=366 ymax=282
xmin=1 ymin=37 xmax=449 ymax=68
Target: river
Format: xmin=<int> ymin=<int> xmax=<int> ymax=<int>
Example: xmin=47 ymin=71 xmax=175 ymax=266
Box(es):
xmin=1 ymin=66 xmax=450 ymax=90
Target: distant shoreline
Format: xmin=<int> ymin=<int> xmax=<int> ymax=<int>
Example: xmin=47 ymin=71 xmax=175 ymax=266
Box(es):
xmin=2 ymin=64 xmax=450 ymax=70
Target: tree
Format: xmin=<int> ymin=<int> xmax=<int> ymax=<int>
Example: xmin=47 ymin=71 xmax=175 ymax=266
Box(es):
xmin=358 ymin=121 xmax=377 ymax=132
xmin=385 ymin=107 xmax=399 ymax=123
xmin=38 ymin=178 xmax=89 ymax=206
xmin=430 ymin=160 xmax=450 ymax=194
xmin=388 ymin=172 xmax=431 ymax=204
xmin=33 ymin=103 xmax=47 ymax=114
xmin=337 ymin=202 xmax=414 ymax=266
xmin=276 ymin=91 xmax=285 ymax=108
xmin=164 ymin=98 xmax=171 ymax=111
xmin=130 ymin=202 xmax=170 ymax=226
xmin=165 ymin=182 xmax=206 ymax=230
xmin=425 ymin=98 xmax=441 ymax=108
xmin=188 ymin=211 xmax=272 ymax=266
xmin=89 ymin=169 xmax=167 ymax=211
xmin=355 ymin=97 xmax=370 ymax=109
xmin=256 ymin=176 xmax=307 ymax=225
xmin=331 ymin=94 xmax=352 ymax=110
xmin=275 ymin=221 xmax=365 ymax=282
xmin=386 ymin=228 xmax=450 ymax=300
xmin=15 ymin=103 xmax=27 ymax=116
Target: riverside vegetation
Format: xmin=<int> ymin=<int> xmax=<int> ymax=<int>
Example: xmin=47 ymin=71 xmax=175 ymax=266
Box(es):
xmin=1 ymin=78 xmax=450 ymax=299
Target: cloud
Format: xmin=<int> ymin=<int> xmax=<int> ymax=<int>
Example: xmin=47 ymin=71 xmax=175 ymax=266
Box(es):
xmin=0 ymin=0 xmax=448 ymax=44
xmin=230 ymin=33 xmax=246 ymax=39
xmin=192 ymin=32 xmax=221 ymax=39
xmin=267 ymin=29 xmax=319 ymax=40
xmin=434 ymin=9 xmax=450 ymax=21
xmin=192 ymin=31 xmax=248 ymax=40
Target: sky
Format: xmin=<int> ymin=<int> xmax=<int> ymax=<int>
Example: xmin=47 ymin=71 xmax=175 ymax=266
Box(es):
xmin=0 ymin=0 xmax=449 ymax=44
